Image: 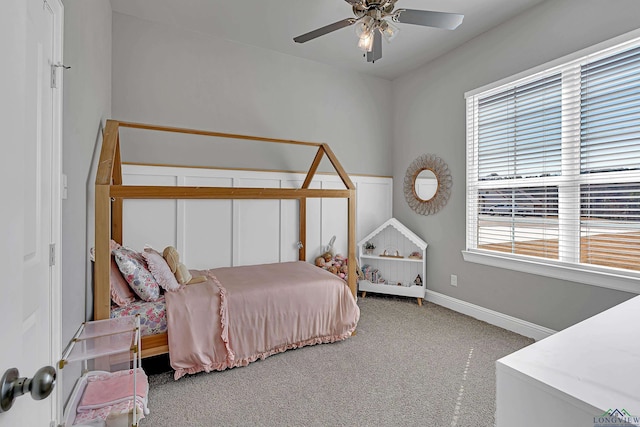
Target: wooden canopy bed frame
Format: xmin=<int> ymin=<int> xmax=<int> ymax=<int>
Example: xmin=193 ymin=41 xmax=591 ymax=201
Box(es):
xmin=94 ymin=119 xmax=357 ymax=359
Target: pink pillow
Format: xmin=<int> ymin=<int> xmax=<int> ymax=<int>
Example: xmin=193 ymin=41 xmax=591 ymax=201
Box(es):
xmin=108 ymin=240 xmax=137 ymax=306
xmin=113 ymin=246 xmax=160 ymax=301
xmin=142 ymin=247 xmax=181 ymax=292
xmin=90 ymin=241 xmax=137 ymax=307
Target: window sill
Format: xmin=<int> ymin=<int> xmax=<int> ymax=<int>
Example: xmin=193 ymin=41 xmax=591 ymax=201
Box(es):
xmin=462 ymin=250 xmax=640 ymax=294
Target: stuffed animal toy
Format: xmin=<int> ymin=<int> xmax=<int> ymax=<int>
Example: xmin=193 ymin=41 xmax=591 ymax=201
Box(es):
xmin=162 ymin=246 xmax=207 ymax=285
xmin=323 ymin=236 xmax=336 ymax=257
xmin=336 ymin=262 xmax=348 ymax=279
xmin=313 ymin=250 xmax=352 ymax=280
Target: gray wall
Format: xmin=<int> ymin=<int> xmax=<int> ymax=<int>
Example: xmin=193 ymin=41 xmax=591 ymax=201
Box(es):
xmin=392 ymin=0 xmax=640 ymax=331
xmin=111 ymin=12 xmax=393 ymax=176
xmin=62 ymin=0 xmax=111 ymax=396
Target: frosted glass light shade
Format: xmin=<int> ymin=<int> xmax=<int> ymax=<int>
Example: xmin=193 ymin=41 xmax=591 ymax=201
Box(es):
xmin=354 ymin=16 xmax=375 ymax=37
xmin=358 ymin=31 xmax=374 ymax=52
xmin=380 ymin=20 xmax=399 ymax=42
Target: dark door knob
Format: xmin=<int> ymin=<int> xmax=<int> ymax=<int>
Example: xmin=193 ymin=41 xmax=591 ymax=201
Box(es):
xmin=0 ymin=366 xmax=56 ymax=413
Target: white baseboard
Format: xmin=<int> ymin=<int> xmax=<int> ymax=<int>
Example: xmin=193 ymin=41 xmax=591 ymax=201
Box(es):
xmin=425 ymin=290 xmax=556 ymax=341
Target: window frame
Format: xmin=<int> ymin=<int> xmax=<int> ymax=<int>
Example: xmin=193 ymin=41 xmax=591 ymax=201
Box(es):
xmin=464 ymin=29 xmax=640 ymax=295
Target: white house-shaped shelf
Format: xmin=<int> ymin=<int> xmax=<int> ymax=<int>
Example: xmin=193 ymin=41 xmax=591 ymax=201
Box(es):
xmin=358 ymin=218 xmax=428 ymax=305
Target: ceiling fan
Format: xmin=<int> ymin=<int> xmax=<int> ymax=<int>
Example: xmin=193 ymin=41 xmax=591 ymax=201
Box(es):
xmin=293 ymin=0 xmax=464 ymax=63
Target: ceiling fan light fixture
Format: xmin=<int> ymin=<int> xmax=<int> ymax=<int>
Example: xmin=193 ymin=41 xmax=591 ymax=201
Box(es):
xmin=357 ymin=30 xmax=375 ymax=52
xmin=354 ymin=15 xmax=375 ymax=38
xmin=379 ymin=20 xmax=399 ymax=43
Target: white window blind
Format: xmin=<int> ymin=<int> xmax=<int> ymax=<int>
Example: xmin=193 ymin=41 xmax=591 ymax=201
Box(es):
xmin=466 ymin=37 xmax=640 ymax=281
xmin=580 ymin=45 xmax=640 ymax=271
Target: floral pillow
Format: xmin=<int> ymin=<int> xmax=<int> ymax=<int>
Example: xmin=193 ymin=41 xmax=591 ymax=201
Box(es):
xmin=141 ymin=246 xmax=181 ymax=292
xmin=113 ymin=246 xmax=160 ymax=301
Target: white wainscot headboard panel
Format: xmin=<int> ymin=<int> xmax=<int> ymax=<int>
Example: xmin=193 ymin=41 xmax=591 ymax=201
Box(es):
xmin=121 ymin=165 xmax=392 ymax=269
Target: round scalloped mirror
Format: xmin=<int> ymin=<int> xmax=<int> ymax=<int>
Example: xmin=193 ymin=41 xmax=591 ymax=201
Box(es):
xmin=404 ymin=154 xmax=452 ymax=215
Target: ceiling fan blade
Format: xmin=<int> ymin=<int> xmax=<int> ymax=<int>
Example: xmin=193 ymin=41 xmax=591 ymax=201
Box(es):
xmin=367 ymin=30 xmax=382 ymax=63
xmin=393 ymin=9 xmax=464 ymax=30
xmin=294 ymin=18 xmax=356 ymax=43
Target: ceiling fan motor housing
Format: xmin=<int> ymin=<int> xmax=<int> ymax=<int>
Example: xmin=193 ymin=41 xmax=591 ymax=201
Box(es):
xmin=353 ymin=0 xmax=398 ymax=17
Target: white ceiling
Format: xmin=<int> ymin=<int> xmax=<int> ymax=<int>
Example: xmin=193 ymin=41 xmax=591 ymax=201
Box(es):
xmin=110 ymin=0 xmax=546 ymax=80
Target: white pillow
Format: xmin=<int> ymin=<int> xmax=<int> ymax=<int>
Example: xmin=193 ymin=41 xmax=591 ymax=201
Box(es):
xmin=141 ymin=246 xmax=181 ymax=292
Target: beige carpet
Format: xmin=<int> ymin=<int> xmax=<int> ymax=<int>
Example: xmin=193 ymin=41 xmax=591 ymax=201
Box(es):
xmin=142 ymin=294 xmax=534 ymax=426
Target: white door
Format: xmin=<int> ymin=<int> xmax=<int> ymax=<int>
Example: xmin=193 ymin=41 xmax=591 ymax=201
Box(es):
xmin=0 ymin=0 xmax=62 ymax=425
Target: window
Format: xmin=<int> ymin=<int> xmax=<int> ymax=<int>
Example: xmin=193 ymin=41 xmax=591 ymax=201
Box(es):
xmin=465 ymin=34 xmax=640 ymax=292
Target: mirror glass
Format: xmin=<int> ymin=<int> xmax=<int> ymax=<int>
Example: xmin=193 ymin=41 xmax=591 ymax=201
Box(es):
xmin=415 ymin=169 xmax=438 ymax=201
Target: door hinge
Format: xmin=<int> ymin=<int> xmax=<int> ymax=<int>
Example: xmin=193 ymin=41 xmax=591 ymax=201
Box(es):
xmin=50 ymin=65 xmax=57 ymax=89
xmin=49 ymin=244 xmax=56 ymax=266
xmin=50 ymin=64 xmax=71 ymax=89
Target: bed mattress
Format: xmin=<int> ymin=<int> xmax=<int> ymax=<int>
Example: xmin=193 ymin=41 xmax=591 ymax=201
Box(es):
xmin=111 ymin=296 xmax=167 ymax=336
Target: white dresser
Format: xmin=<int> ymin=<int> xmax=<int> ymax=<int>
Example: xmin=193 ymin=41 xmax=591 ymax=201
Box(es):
xmin=496 ymin=295 xmax=640 ymax=427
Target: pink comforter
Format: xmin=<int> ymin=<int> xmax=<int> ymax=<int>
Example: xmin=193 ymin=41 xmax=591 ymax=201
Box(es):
xmin=165 ymin=261 xmax=360 ymax=379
